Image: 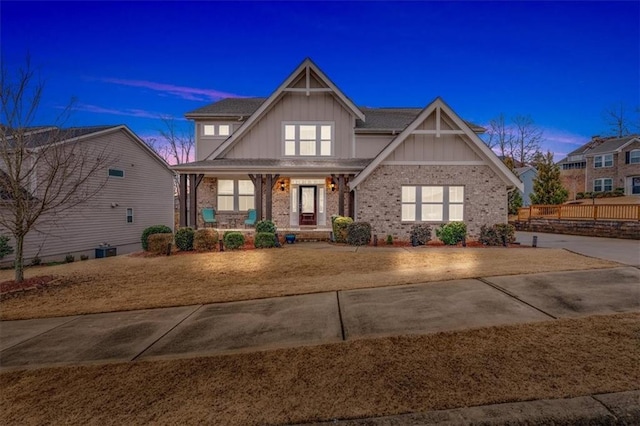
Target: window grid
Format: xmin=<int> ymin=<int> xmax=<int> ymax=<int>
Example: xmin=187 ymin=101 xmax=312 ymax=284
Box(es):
xmin=283 ymin=123 xmax=333 ymax=157
xmin=126 ymin=208 xmax=133 ymax=224
xmin=594 ymin=154 xmax=613 ymax=168
xmin=630 ymin=150 xmax=640 ymax=164
xmin=593 ymin=178 xmax=612 ymax=192
xmin=217 ymin=179 xmax=254 ymax=211
xmin=401 ymin=185 xmax=464 ymax=222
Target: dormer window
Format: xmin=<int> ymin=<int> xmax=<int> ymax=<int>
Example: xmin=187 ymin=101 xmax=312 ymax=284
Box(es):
xmin=283 ymin=123 xmax=333 ymax=156
xmin=202 ymin=124 xmax=231 ymax=137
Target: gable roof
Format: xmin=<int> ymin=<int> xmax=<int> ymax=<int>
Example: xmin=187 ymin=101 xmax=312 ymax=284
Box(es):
xmin=205 ymin=58 xmax=365 ymax=160
xmin=558 ymin=135 xmax=640 ymax=163
xmin=349 ymin=97 xmax=523 ymax=190
xmin=185 ymin=97 xmax=267 ymax=118
xmin=515 ymin=165 xmax=537 ymax=176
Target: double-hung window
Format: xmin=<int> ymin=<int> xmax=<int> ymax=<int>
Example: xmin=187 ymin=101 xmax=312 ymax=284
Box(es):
xmin=284 ymin=123 xmax=333 ymax=156
xmin=628 ymin=150 xmax=640 ymax=164
xmin=594 ymin=154 xmax=613 ymax=168
xmin=593 ymin=178 xmax=612 ymax=192
xmin=401 ymin=185 xmax=464 ymax=222
xmin=217 ymin=179 xmax=254 ymax=211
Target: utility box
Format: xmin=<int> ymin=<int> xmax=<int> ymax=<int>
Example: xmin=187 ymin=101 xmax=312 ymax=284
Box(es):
xmin=95 ymin=247 xmax=117 ymax=258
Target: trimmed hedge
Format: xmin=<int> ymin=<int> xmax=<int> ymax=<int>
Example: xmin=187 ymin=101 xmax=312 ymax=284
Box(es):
xmin=0 ymin=235 xmax=13 ymax=259
xmin=346 ymin=222 xmax=371 ymax=246
xmin=148 ymin=233 xmax=174 ymax=254
xmin=409 ymin=224 xmax=432 ymax=246
xmin=255 ymin=220 xmax=276 ymax=234
xmin=332 ymin=215 xmax=353 ymax=243
xmin=175 ymin=227 xmax=195 ymax=251
xmin=479 ymin=223 xmax=516 ymax=246
xmin=141 ymin=225 xmax=172 ymax=251
xmin=223 ymin=231 xmax=245 ymax=250
xmin=255 ymin=232 xmax=276 ymax=248
xmin=435 ymin=222 xmax=467 ymax=245
xmin=194 ymin=229 xmax=218 ymax=252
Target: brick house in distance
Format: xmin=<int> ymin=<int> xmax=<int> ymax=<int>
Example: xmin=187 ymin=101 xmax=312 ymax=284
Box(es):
xmin=558 ymin=135 xmax=640 ymax=200
xmin=173 ymin=59 xmax=522 ymax=240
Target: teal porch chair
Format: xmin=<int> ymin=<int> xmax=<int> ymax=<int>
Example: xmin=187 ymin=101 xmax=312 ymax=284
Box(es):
xmin=202 ymin=208 xmax=216 ymax=227
xmin=244 ymin=209 xmax=257 ymax=227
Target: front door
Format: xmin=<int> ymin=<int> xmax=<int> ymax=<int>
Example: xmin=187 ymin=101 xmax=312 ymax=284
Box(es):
xmin=299 ymin=186 xmax=317 ymax=226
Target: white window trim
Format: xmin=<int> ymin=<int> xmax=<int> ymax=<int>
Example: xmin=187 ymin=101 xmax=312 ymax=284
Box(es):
xmin=594 ymin=153 xmax=613 ymax=168
xmin=593 ymin=178 xmax=612 ymax=192
xmin=202 ymin=123 xmax=232 ymax=138
xmin=282 ymin=122 xmax=335 ymax=157
xmin=217 ymin=179 xmax=255 ymax=212
xmin=629 ymin=149 xmax=640 ymax=164
xmin=401 ymin=185 xmax=464 ymax=223
xmin=126 ymin=208 xmax=134 ymax=224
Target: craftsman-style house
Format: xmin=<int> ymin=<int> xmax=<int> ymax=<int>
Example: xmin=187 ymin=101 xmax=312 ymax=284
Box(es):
xmin=174 ymin=59 xmax=522 ymax=239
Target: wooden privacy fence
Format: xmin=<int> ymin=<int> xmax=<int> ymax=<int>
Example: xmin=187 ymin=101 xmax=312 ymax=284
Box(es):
xmin=518 ymin=204 xmax=640 ymax=221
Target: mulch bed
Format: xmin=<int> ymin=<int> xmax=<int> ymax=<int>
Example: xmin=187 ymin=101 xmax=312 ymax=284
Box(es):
xmin=0 ymin=275 xmax=58 ymax=296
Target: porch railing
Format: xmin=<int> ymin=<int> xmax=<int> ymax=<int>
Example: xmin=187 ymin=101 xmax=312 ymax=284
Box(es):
xmin=518 ymin=204 xmax=640 ymax=221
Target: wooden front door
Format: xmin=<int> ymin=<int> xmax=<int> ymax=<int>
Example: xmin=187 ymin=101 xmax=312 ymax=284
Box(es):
xmin=299 ymin=186 xmax=317 ymax=226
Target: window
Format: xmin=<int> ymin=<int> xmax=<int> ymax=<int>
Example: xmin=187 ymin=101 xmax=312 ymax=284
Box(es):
xmin=628 ymin=150 xmax=640 ymax=164
xmin=217 ymin=179 xmax=254 ymax=211
xmin=562 ymin=162 xmax=585 ymax=170
xmin=108 ymin=168 xmax=124 ymax=178
xmin=593 ymin=178 xmax=612 ymax=192
xmin=401 ymin=185 xmax=464 ymax=222
xmin=632 ymin=177 xmax=640 ymax=195
xmin=594 ymin=154 xmax=613 ymax=168
xmin=283 ymin=123 xmax=333 ymax=156
xmin=202 ymin=124 xmax=231 ymax=137
xmin=126 ymin=208 xmax=133 ymax=224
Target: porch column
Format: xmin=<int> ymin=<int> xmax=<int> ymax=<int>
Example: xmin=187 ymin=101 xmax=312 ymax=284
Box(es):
xmin=265 ymin=174 xmax=273 ymax=221
xmin=256 ymin=174 xmax=263 ymax=220
xmin=348 ymin=175 xmax=355 ymax=219
xmin=338 ymin=174 xmax=345 ymax=216
xmin=189 ymin=174 xmax=198 ymax=229
xmin=179 ymin=174 xmax=187 ymax=228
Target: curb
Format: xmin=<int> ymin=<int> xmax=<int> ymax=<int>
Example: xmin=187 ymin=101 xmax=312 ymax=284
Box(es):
xmin=298 ymin=390 xmax=640 ymax=425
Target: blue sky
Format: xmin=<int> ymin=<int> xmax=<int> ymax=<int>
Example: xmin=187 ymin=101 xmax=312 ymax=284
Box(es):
xmin=2 ymin=1 xmax=638 ymax=160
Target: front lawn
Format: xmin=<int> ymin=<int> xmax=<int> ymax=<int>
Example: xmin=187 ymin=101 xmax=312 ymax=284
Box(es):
xmin=0 ymin=245 xmax=617 ymax=320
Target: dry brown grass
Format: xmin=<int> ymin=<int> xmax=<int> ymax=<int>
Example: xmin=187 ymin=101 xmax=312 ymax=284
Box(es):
xmin=1 ymin=313 xmax=638 ymax=425
xmin=0 ymin=246 xmax=617 ymax=320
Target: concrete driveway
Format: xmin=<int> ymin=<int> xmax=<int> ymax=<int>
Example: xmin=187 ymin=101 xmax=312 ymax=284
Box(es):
xmin=2 ymin=266 xmax=638 ymax=370
xmin=516 ymin=231 xmax=640 ymax=266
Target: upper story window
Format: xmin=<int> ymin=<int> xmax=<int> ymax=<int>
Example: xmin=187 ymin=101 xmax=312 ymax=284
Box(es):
xmin=108 ymin=168 xmax=124 ymax=178
xmin=202 ymin=124 xmax=231 ymax=137
xmin=562 ymin=162 xmax=585 ymax=170
xmin=283 ymin=123 xmax=333 ymax=157
xmin=401 ymin=185 xmax=464 ymax=222
xmin=217 ymin=179 xmax=254 ymax=211
xmin=594 ymin=153 xmax=613 ymax=168
xmin=627 ymin=150 xmax=640 ymax=164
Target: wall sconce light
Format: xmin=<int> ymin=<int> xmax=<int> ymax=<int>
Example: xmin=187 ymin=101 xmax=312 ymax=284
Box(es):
xmin=329 ymin=179 xmax=336 ymax=192
xmin=279 ymin=180 xmax=286 ymax=191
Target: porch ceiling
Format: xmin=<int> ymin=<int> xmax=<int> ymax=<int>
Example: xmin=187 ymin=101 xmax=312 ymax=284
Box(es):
xmin=172 ymin=158 xmax=372 ymax=175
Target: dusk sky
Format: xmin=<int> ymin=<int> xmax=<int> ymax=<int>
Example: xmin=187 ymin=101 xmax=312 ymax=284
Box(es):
xmin=2 ymin=1 xmax=638 ymax=160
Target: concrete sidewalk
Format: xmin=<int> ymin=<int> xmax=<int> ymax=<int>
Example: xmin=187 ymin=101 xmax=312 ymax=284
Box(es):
xmin=1 ymin=266 xmax=638 ymax=370
xmin=516 ymin=231 xmax=640 ymax=266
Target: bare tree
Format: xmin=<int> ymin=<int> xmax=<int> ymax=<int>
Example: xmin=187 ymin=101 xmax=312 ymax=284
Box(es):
xmin=602 ymin=102 xmax=639 ymax=137
xmin=512 ymin=115 xmax=543 ymax=166
xmin=0 ymin=57 xmax=112 ymax=281
xmin=483 ymin=113 xmax=515 ymax=159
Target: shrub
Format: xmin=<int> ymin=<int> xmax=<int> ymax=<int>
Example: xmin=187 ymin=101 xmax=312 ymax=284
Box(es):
xmin=409 ymin=224 xmax=432 ymax=246
xmin=479 ymin=223 xmax=516 ymax=246
xmin=175 ymin=227 xmax=195 ymax=251
xmin=80 ymin=254 xmax=89 ymax=261
xmin=255 ymin=220 xmax=276 ymax=234
xmin=223 ymin=231 xmax=245 ymax=250
xmin=332 ymin=216 xmax=353 ymax=243
xmin=346 ymin=222 xmax=372 ymax=246
xmin=141 ymin=225 xmax=172 ymax=251
xmin=613 ymin=187 xmax=624 ymax=196
xmin=0 ymin=235 xmax=13 ymax=259
xmin=255 ymin=232 xmax=276 ymax=248
xmin=435 ymin=222 xmax=467 ymax=245
xmin=30 ymin=256 xmax=41 ymax=266
xmin=193 ymin=229 xmax=218 ymax=252
xmin=65 ymin=254 xmax=75 ymax=263
xmin=386 ymin=234 xmax=393 ymax=245
xmin=148 ymin=233 xmax=174 ymax=255
xmin=576 ymin=192 xmax=585 ymax=200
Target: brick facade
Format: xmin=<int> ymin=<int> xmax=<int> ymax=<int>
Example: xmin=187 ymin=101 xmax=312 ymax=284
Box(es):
xmin=356 ymin=165 xmax=508 ymax=240
xmin=585 ymin=141 xmax=640 ymax=193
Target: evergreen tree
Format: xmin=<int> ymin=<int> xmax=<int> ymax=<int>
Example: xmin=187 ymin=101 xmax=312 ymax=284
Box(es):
xmin=508 ymin=190 xmax=523 ymax=215
xmin=529 ymin=152 xmax=568 ymax=205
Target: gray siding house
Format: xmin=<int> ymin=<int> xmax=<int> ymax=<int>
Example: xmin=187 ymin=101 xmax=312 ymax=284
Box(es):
xmin=174 ymin=59 xmax=522 ymax=239
xmin=515 ymin=166 xmax=537 ymax=206
xmin=1 ymin=125 xmax=174 ymax=263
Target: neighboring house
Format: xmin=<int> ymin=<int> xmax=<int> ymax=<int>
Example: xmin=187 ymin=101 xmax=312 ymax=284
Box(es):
xmin=1 ymin=125 xmax=174 ymax=263
xmin=558 ymin=135 xmax=640 ymax=199
xmin=515 ymin=166 xmax=537 ymax=206
xmin=173 ymin=59 xmax=522 ymax=239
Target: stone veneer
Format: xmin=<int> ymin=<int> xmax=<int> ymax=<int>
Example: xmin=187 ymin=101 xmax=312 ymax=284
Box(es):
xmin=356 ymin=165 xmax=508 ymax=240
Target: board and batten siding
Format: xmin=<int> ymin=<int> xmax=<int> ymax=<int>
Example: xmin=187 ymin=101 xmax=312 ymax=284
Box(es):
xmin=223 ymin=92 xmax=356 ymax=159
xmin=1 ymin=129 xmax=174 ymax=263
xmin=196 ymin=122 xmax=242 ymax=161
xmin=385 ymin=133 xmax=482 ymax=162
xmin=354 ymin=134 xmax=394 ymax=158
